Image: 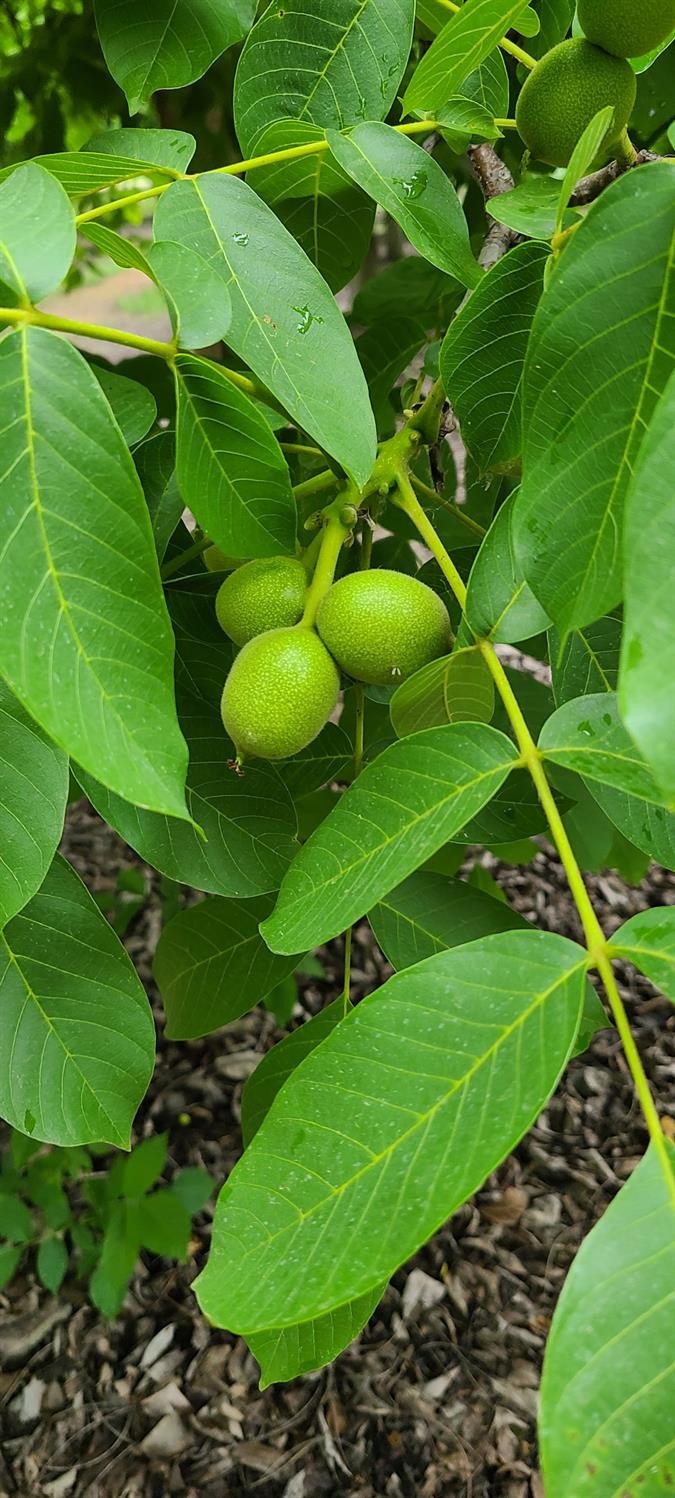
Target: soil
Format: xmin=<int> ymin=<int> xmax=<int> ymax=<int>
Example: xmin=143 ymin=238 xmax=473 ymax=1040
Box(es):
xmin=0 ymin=803 xmax=673 ymax=1498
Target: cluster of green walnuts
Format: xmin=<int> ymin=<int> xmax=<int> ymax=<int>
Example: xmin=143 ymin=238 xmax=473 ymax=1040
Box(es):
xmin=516 ymin=0 xmax=674 ymax=165
xmin=207 ymin=545 xmax=451 ymax=762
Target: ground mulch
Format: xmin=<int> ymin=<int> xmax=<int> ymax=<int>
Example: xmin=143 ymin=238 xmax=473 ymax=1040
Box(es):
xmin=1 ymin=803 xmax=673 ymax=1498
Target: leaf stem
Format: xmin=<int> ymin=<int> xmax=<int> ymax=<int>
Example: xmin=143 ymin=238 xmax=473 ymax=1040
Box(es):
xmin=293 ymin=469 xmax=339 ymax=504
xmin=432 ymin=0 xmax=537 ymax=68
xmin=394 ymin=465 xmax=673 ymax=1194
xmin=74 ymin=119 xmax=448 ymax=228
xmin=160 ymin=534 xmax=213 ymax=580
xmin=0 ymin=303 xmax=176 ymax=360
xmin=410 ymin=473 xmax=487 ymax=540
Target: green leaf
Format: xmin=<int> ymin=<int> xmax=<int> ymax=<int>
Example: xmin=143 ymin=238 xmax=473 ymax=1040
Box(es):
xmin=155 ymin=175 xmax=376 ymax=485
xmin=435 ymin=50 xmax=510 ymax=153
xmin=0 ymin=163 xmax=75 ymax=302
xmin=89 ymin=1200 xmax=140 ymax=1316
xmin=573 ymin=984 xmax=609 ymax=1056
xmin=540 ymin=693 xmax=669 ymax=803
xmin=146 ymin=242 xmax=232 ymax=350
xmin=436 ymin=95 xmax=503 ymax=143
xmin=327 ymin=123 xmax=482 ymax=290
xmin=0 ymin=680 xmax=69 ymax=930
xmin=390 ymin=647 xmax=494 ymax=737
xmin=83 ymin=223 xmax=157 ymax=275
xmin=170 ymin=1166 xmax=214 ymax=1215
xmin=134 ymin=429 xmax=183 ymax=560
xmin=0 ymin=1243 xmax=22 ymax=1289
xmin=78 ymin=726 xmax=298 ymax=899
xmin=356 ymin=315 xmax=427 ymax=433
xmin=440 ymin=243 xmax=549 ymax=475
xmin=514 ymin=163 xmax=675 ymax=633
xmin=241 ymin=999 xmax=345 ymax=1147
xmin=539 ymin=692 xmax=675 ymax=869
xmin=465 ymin=493 xmax=551 ymax=644
xmin=487 ymin=175 xmax=578 ymax=240
xmin=123 ymin=1133 xmax=168 ymax=1198
xmin=550 ymin=614 xmax=622 ymax=705
xmin=260 ymin=724 xmax=519 ymax=954
xmin=403 ymin=0 xmax=530 ymax=113
xmin=0 ymin=328 xmax=189 ymax=819
xmin=37 ymin=1235 xmax=68 ymax=1294
xmin=0 ymin=1194 xmax=34 ymax=1243
xmin=94 ymin=0 xmax=255 ymax=113
xmin=196 ymin=930 xmax=586 ymax=1331
xmin=153 ymin=896 xmax=301 ymax=1040
xmin=608 ymin=908 xmax=675 ymax=1004
xmin=137 ymin=1189 xmax=191 ymax=1259
xmin=539 ymin=1143 xmax=675 ymax=1498
xmin=352 ymin=256 xmax=462 ymax=330
xmin=277 ymin=721 xmax=352 ymax=796
xmin=249 ymin=1286 xmax=382 ymax=1388
xmin=0 ymin=857 xmax=155 ymax=1148
xmin=450 ymin=768 xmax=549 ymax=843
xmin=233 ymin=0 xmax=415 ymax=155
xmin=554 ymin=106 xmax=613 ymax=238
xmin=242 ymin=120 xmax=375 ymax=294
xmin=91 ymin=363 xmax=157 ymax=447
xmin=174 ymin=354 xmax=295 ymax=558
xmin=85 ymin=127 xmax=196 ymax=173
xmin=619 ymin=370 xmax=675 ymax=805
xmin=368 ymin=871 xmax=527 ymax=969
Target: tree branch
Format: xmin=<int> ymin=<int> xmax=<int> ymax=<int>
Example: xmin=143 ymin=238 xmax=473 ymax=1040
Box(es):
xmin=570 ymin=148 xmax=658 ymax=205
xmin=467 ymin=143 xmax=519 ymax=270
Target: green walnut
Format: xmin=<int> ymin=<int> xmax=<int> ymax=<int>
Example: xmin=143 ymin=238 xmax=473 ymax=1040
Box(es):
xmin=220 ymin=626 xmax=340 ymax=761
xmin=203 ymin=545 xmax=243 ymax=572
xmin=515 ymin=38 xmax=636 ymax=166
xmin=215 ymin=556 xmax=307 ymax=646
xmin=578 ymin=0 xmax=675 ymax=57
xmin=316 ymin=569 xmax=452 ymax=687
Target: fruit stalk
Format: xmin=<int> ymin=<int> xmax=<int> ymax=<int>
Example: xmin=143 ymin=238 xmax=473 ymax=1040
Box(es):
xmin=300 ymin=500 xmax=357 ymax=627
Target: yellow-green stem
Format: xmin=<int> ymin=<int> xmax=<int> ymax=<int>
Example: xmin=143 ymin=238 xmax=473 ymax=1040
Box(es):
xmin=300 ymin=505 xmax=353 ymax=626
xmin=74 ymin=118 xmax=448 ymax=228
xmin=432 ymin=0 xmax=537 ymax=67
xmin=0 ymin=303 xmax=176 ymax=360
xmin=343 ymin=682 xmax=366 ymax=1015
xmin=596 ymin=951 xmax=675 ymax=1203
xmin=394 ymin=469 xmax=468 ymax=607
xmin=394 ymin=465 xmax=673 ymax=1191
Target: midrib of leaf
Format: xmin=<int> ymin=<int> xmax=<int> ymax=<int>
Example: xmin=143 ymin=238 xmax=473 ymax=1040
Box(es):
xmin=128 ymin=0 xmax=180 ymax=106
xmin=298 ymin=0 xmax=370 ymax=125
xmin=222 ymin=959 xmax=585 ymax=1280
xmin=1 ymin=932 xmax=124 ymax=1144
xmin=17 ymin=329 xmax=168 ymax=796
xmin=570 ymin=628 xmax=614 ymax=691
xmin=0 ymin=240 xmax=28 ymax=304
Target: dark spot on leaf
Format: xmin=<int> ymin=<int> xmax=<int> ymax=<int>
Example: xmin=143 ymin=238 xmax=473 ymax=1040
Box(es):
xmin=586 ymin=1464 xmax=597 ymax=1478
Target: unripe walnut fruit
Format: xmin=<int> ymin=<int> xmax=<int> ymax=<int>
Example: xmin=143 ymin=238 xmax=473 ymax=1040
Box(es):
xmin=316 ymin=569 xmax=452 ymax=687
xmin=578 ymin=0 xmax=675 ymax=58
xmin=216 ymin=556 xmax=307 ymax=646
xmin=220 ymin=626 xmax=340 ymax=761
xmin=515 ymin=39 xmax=636 ymax=167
